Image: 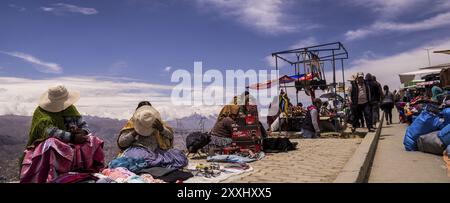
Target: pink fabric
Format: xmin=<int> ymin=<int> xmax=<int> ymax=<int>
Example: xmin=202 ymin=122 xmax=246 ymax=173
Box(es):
xmin=20 ymin=135 xmax=105 ymax=183
xmin=101 ymin=167 xmax=135 ymax=180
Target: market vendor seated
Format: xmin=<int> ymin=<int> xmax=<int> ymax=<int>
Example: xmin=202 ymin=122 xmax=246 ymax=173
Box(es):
xmin=116 ymin=101 xmax=188 ymax=169
xmin=20 ymin=85 xmax=105 ymax=183
xmin=302 ymin=98 xmax=323 ymax=138
xmin=319 ymin=101 xmax=340 ymax=132
xmin=203 ymin=105 xmax=240 ymax=152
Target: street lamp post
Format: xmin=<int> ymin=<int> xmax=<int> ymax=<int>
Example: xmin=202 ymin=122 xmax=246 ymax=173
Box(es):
xmin=424 ymin=48 xmax=432 ymax=66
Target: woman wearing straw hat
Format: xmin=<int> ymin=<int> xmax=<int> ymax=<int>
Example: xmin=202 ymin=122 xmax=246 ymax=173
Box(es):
xmin=19 ymin=85 xmax=105 ymax=183
xmin=115 ymin=101 xmax=188 ymax=170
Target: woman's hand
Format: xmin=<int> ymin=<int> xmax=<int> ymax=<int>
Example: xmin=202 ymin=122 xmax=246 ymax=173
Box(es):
xmin=72 ymin=128 xmax=88 ymax=144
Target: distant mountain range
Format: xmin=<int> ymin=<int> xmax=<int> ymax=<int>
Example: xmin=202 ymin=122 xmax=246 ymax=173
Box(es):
xmin=0 ymin=113 xmax=216 ymax=182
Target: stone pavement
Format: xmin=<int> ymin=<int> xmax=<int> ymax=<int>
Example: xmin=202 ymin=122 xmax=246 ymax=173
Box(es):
xmin=368 ymin=111 xmax=450 ymax=183
xmin=221 ymin=138 xmax=362 ymax=183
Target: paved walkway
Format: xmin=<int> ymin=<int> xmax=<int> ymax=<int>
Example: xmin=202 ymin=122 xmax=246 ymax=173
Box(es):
xmin=368 ymin=111 xmax=450 ymax=183
xmin=222 ymin=138 xmax=362 ymax=183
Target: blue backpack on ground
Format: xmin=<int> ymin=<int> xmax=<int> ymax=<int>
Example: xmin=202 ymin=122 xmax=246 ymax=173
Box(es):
xmin=438 ymin=124 xmax=450 ymax=146
xmin=440 ymin=108 xmax=450 ymax=129
xmin=403 ymin=109 xmax=442 ymax=151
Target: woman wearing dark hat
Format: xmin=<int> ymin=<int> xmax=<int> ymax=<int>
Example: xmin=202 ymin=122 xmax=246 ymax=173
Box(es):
xmin=20 ymin=85 xmax=105 ymax=183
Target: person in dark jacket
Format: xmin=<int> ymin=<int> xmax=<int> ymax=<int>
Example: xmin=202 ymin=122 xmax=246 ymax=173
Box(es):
xmin=366 ymin=74 xmax=383 ymax=126
xmin=348 ymin=72 xmax=374 ymax=133
xmin=302 ymin=98 xmax=322 ymax=138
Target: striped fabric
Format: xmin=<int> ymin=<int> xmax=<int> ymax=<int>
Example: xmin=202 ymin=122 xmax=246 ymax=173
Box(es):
xmin=45 ymin=116 xmax=91 ymax=142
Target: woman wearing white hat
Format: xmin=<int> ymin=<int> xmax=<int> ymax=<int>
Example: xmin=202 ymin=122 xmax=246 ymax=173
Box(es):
xmin=114 ymin=101 xmax=188 ymax=170
xmin=19 ymin=85 xmax=105 ymax=183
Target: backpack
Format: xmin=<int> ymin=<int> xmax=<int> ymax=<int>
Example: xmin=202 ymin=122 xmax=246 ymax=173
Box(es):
xmin=186 ymin=132 xmax=211 ymax=153
xmin=263 ymin=137 xmax=297 ymax=153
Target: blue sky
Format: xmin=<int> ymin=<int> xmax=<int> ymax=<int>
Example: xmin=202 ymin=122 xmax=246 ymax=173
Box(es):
xmin=1 ymin=0 xmax=450 ymax=119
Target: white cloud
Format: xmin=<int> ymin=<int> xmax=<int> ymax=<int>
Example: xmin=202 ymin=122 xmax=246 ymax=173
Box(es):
xmin=289 ymin=37 xmax=318 ymax=49
xmin=0 ymin=51 xmax=62 ymax=74
xmin=9 ymin=4 xmax=26 ymax=12
xmin=345 ymin=0 xmax=426 ymax=19
xmin=264 ymin=55 xmax=291 ymax=69
xmin=164 ymin=66 xmax=172 ymax=72
xmin=338 ymin=38 xmax=450 ymax=90
xmin=345 ymin=11 xmax=450 ymax=41
xmin=0 ymin=76 xmax=223 ymax=120
xmin=194 ymin=0 xmax=302 ymax=35
xmin=108 ymin=61 xmax=129 ymax=75
xmin=264 ymin=37 xmax=318 ymax=68
xmin=40 ymin=3 xmax=98 ymax=15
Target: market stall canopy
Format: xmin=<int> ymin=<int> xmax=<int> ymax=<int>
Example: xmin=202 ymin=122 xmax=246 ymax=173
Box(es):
xmin=399 ymin=69 xmax=442 ymax=84
xmin=434 ymin=50 xmax=450 ymax=55
xmin=247 ymin=74 xmax=307 ymax=90
xmin=419 ymin=63 xmax=450 ymax=70
xmin=417 ymin=80 xmax=440 ymax=87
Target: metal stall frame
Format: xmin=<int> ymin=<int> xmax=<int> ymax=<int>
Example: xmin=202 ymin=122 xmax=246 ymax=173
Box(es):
xmin=271 ymin=42 xmax=349 ymax=134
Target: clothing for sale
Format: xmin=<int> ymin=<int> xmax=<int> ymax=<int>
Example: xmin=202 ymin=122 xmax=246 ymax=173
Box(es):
xmin=126 ymin=175 xmax=151 ymax=183
xmin=96 ymin=177 xmax=117 ymax=183
xmin=137 ymin=167 xmax=177 ymax=177
xmin=101 ymin=167 xmax=136 ymax=182
xmin=108 ymin=156 xmax=150 ymax=173
xmin=156 ymin=170 xmax=193 ymax=183
xmin=20 ymin=135 xmax=105 ymax=183
xmin=100 ymin=168 xmax=165 ymax=183
xmin=140 ymin=174 xmax=165 ymax=183
xmin=52 ymin=172 xmax=98 ymax=183
xmin=120 ymin=146 xmax=188 ymax=169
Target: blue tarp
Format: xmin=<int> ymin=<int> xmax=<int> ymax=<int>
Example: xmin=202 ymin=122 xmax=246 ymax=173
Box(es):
xmin=438 ymin=124 xmax=450 ymax=146
xmin=404 ymin=109 xmax=442 ymax=151
xmin=440 ymin=108 xmax=450 ymax=129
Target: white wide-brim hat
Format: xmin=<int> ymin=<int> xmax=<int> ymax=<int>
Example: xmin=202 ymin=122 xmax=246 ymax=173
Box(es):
xmin=132 ymin=105 xmax=162 ymax=136
xmin=39 ymin=84 xmax=80 ymax=113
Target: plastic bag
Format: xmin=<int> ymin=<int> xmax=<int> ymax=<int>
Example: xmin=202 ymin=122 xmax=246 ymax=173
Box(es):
xmin=404 ymin=109 xmax=442 ymax=151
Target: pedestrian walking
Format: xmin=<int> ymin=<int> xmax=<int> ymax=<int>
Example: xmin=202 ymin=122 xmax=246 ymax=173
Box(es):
xmin=348 ymin=72 xmax=374 ymax=133
xmin=381 ymin=85 xmax=394 ymax=125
